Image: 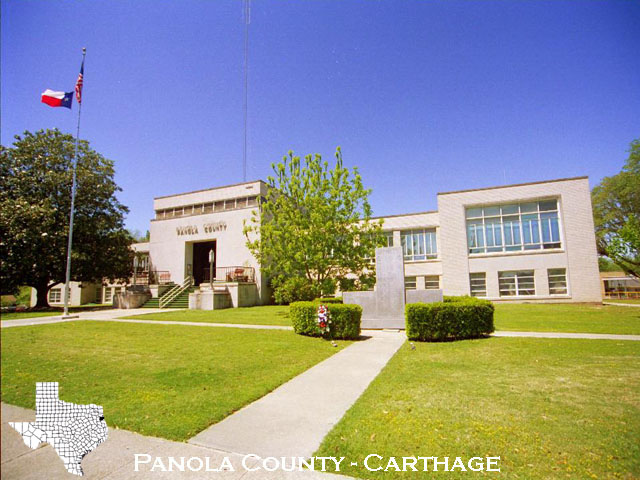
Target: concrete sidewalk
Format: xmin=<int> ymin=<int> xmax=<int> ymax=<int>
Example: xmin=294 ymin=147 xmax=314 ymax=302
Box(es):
xmin=189 ymin=330 xmax=406 ymax=458
xmin=1 ymin=404 xmax=355 ymax=480
xmin=0 ymin=308 xmax=182 ymax=329
xmin=493 ymin=330 xmax=640 ymax=341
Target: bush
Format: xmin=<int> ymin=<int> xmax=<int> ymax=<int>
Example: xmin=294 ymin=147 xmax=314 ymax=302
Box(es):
xmin=314 ymin=297 xmax=343 ymax=304
xmin=271 ymin=277 xmax=321 ymax=305
xmin=290 ymin=301 xmax=362 ymax=340
xmin=406 ymin=296 xmax=494 ymax=341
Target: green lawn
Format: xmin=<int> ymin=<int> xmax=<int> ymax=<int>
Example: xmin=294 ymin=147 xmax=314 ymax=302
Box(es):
xmin=1 ymin=304 xmax=113 ymax=321
xmin=316 ymin=337 xmax=640 ymax=479
xmin=121 ymin=305 xmax=291 ymax=326
xmin=494 ymin=303 xmax=640 ymax=334
xmin=1 ymin=321 xmax=348 ymax=440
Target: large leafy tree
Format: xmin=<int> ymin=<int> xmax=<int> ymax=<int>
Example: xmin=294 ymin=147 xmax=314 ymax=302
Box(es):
xmin=0 ymin=129 xmax=134 ymax=306
xmin=592 ymin=138 xmax=640 ymax=277
xmin=244 ymin=148 xmax=384 ymax=303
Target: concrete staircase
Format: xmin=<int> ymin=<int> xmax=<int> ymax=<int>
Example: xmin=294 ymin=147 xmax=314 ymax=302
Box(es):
xmin=142 ymin=288 xmax=194 ymax=309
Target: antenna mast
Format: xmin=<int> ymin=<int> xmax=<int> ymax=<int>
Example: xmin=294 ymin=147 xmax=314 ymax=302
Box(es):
xmin=242 ymin=0 xmax=251 ymax=181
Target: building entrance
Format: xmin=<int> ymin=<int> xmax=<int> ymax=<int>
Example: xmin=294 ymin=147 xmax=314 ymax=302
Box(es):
xmin=192 ymin=240 xmax=216 ymax=285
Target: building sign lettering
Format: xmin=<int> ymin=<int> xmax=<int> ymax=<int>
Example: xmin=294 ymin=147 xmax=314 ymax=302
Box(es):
xmin=176 ymin=222 xmax=227 ymax=236
xmin=204 ymin=221 xmax=227 ymax=233
xmin=176 ymin=225 xmax=198 ymax=236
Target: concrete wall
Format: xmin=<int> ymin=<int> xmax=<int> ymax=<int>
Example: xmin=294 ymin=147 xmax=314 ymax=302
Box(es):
xmin=437 ymin=177 xmax=601 ymax=302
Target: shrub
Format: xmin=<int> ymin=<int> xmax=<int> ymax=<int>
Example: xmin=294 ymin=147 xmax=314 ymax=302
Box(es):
xmin=314 ymin=297 xmax=343 ymax=304
xmin=406 ymin=296 xmax=494 ymax=341
xmin=271 ymin=277 xmax=321 ymax=305
xmin=290 ymin=301 xmax=362 ymax=340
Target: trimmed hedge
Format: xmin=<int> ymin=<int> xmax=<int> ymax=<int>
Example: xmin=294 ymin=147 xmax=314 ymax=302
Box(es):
xmin=406 ymin=296 xmax=494 ymax=341
xmin=290 ymin=301 xmax=361 ymax=340
xmin=313 ymin=297 xmax=343 ymax=304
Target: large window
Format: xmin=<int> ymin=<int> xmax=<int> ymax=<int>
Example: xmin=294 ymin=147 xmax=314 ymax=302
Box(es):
xmin=401 ymin=229 xmax=437 ymax=261
xmin=466 ymin=200 xmax=561 ymax=254
xmin=469 ymin=273 xmax=487 ymax=297
xmin=547 ymin=268 xmax=568 ymax=295
xmin=498 ymin=270 xmax=535 ymax=296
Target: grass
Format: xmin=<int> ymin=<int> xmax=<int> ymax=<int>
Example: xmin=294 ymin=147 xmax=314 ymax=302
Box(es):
xmin=121 ymin=305 xmax=292 ymax=326
xmin=1 ymin=321 xmax=348 ymax=440
xmin=1 ymin=304 xmax=113 ymax=321
xmin=316 ymin=337 xmax=640 ymax=479
xmin=494 ymin=303 xmax=640 ymax=334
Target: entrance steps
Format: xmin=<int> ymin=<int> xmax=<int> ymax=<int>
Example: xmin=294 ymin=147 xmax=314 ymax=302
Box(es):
xmin=142 ymin=287 xmax=194 ymax=309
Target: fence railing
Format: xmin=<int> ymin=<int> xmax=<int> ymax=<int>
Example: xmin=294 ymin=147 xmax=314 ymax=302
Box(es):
xmin=604 ymin=289 xmax=640 ymax=299
xmin=202 ymin=266 xmax=255 ymax=284
xmin=130 ymin=270 xmax=172 ymax=286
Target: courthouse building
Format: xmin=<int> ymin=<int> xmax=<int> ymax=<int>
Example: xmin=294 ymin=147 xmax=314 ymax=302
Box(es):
xmin=40 ymin=175 xmax=602 ymax=307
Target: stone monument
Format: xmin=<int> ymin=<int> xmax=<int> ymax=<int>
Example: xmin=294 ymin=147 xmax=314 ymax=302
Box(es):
xmin=343 ymin=246 xmax=443 ymax=329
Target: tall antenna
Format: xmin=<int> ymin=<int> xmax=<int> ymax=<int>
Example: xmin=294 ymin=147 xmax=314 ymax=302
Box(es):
xmin=242 ymin=0 xmax=251 ymax=181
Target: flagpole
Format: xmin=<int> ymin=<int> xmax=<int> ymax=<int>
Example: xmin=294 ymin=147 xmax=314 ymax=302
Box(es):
xmin=62 ymin=47 xmax=86 ymax=318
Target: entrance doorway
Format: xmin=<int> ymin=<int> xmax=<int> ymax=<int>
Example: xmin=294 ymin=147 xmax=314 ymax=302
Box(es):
xmin=192 ymin=240 xmax=216 ymax=285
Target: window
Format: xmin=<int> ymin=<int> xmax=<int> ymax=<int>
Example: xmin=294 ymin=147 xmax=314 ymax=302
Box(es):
xmin=384 ymin=231 xmax=394 ymax=247
xmin=425 ymin=275 xmax=440 ymax=290
xmin=49 ymin=288 xmax=61 ymax=303
xmin=548 ymin=268 xmax=568 ymax=295
xmin=247 ymin=196 xmax=258 ymax=207
xmin=466 ymin=200 xmax=562 ymax=254
xmin=203 ymin=202 xmax=213 ymax=213
xmin=499 ymin=270 xmax=535 ymax=296
xmin=104 ymin=288 xmax=113 ymax=303
xmin=400 ymin=229 xmax=437 ymax=261
xmin=405 ymin=277 xmax=417 ymax=290
xmin=469 ymin=273 xmax=487 ymax=297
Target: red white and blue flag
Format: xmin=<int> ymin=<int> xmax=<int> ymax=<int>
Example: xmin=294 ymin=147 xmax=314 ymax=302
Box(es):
xmin=75 ymin=60 xmax=84 ymax=104
xmin=41 ymin=89 xmax=73 ymax=109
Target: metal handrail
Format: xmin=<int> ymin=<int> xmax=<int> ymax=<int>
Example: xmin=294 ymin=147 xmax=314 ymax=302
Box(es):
xmin=159 ymin=276 xmax=192 ymax=309
xmin=201 ymin=266 xmax=255 ymax=284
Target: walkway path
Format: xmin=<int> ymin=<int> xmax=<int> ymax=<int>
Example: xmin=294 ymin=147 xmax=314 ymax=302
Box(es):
xmin=0 ymin=308 xmax=182 ymax=329
xmin=189 ymin=330 xmax=406 ymax=458
xmin=493 ymin=330 xmax=640 ymax=341
xmin=603 ymin=301 xmax=640 ymax=308
xmin=1 ymin=403 xmax=354 ymax=480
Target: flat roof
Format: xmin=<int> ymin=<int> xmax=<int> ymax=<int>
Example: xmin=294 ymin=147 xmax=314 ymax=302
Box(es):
xmin=370 ymin=210 xmax=438 ymax=220
xmin=437 ymin=176 xmax=589 ymax=196
xmin=153 ymin=180 xmax=267 ymax=200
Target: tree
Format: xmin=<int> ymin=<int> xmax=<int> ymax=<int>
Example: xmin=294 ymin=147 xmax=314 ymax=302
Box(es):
xmin=0 ymin=129 xmax=134 ymax=307
xmin=592 ymin=138 xmax=640 ymax=278
xmin=244 ymin=148 xmax=384 ymax=303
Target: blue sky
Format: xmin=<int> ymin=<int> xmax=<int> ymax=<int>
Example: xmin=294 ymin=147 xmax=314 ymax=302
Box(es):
xmin=2 ymin=0 xmax=639 ymax=233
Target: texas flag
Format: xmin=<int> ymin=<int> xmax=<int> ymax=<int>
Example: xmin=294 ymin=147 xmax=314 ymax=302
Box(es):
xmin=41 ymin=89 xmax=73 ymax=109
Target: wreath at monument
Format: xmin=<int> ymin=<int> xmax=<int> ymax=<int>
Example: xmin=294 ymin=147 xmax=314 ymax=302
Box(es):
xmin=316 ymin=304 xmax=332 ymax=337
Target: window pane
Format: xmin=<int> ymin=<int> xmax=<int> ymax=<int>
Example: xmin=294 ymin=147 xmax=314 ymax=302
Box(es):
xmin=483 ymin=206 xmax=500 ymax=216
xmin=405 ymin=277 xmax=417 ymax=290
xmin=520 ymin=202 xmax=537 ymax=213
xmin=501 ymin=204 xmax=518 ymax=215
xmin=539 ymin=199 xmax=557 ymax=211
xmin=470 ymin=273 xmax=486 ymax=297
xmin=425 ymin=276 xmax=440 ymax=289
xmin=548 ymin=268 xmax=567 ymax=295
xmin=466 ymin=207 xmax=483 ymax=219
